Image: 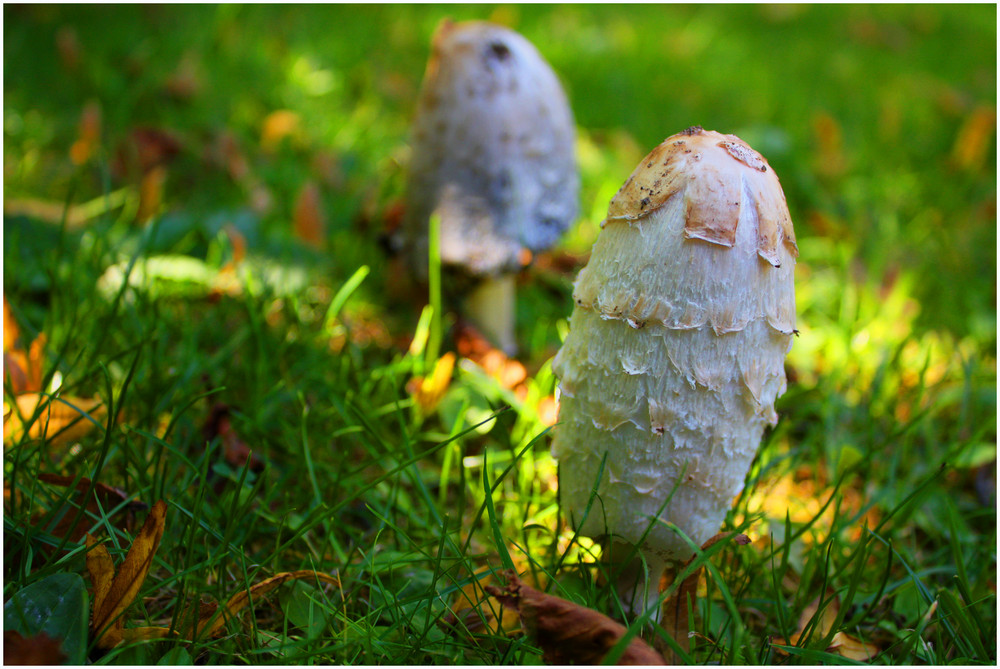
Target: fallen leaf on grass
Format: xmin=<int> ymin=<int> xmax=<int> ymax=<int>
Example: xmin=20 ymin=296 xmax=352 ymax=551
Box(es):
xmin=36 ymin=473 xmax=147 ymax=545
xmin=661 ymin=532 xmax=751 ymax=663
xmin=408 ymin=352 xmax=456 ymax=414
xmin=86 ymin=500 xmax=168 ymax=649
xmin=439 ymin=569 xmax=524 ymax=638
xmin=771 ymin=589 xmax=880 ymax=661
xmin=202 ymin=403 xmax=264 ymax=475
xmin=4 ymin=334 xmax=45 ymax=395
xmin=194 ymin=570 xmax=340 ymax=639
xmin=4 ymin=393 xmax=106 ymax=446
xmin=3 ymin=630 xmax=67 ymax=665
xmin=485 ymin=570 xmax=665 ymax=665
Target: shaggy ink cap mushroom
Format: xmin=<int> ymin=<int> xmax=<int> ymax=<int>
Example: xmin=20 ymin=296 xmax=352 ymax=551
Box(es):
xmin=552 ymin=127 xmax=797 ymax=619
xmin=404 ymin=19 xmax=579 ymax=352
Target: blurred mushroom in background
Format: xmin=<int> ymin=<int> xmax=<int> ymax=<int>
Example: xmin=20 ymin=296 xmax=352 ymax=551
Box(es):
xmin=401 ymin=19 xmax=579 ymax=354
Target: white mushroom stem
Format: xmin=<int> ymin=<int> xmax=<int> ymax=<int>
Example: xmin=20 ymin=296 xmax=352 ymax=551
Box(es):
xmin=552 ymin=127 xmax=798 ymax=619
xmin=463 ymin=273 xmax=517 ymax=355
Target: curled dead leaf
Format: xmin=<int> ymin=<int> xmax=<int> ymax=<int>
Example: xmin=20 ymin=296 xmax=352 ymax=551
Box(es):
xmin=87 ymin=500 xmax=167 ymax=649
xmin=485 ymin=570 xmax=665 ymax=665
xmin=195 ymin=570 xmax=340 ymax=639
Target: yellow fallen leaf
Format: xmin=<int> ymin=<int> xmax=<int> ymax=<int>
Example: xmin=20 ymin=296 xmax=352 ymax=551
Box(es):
xmin=85 ymin=536 xmax=116 ymax=626
xmin=410 ymin=353 xmax=456 ymax=414
xmin=4 ymin=393 xmax=106 ymax=446
xmin=829 ymin=631 xmax=879 ymax=661
xmin=196 ymin=569 xmax=340 ymax=639
xmin=88 ymin=500 xmax=167 ymax=649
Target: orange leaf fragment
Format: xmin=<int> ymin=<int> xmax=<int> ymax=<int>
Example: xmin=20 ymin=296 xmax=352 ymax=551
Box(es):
xmin=196 ymin=570 xmax=340 ymax=639
xmin=3 ymin=295 xmax=19 ymax=350
xmin=87 ymin=500 xmax=167 ymax=649
xmin=293 ymin=181 xmax=327 ymax=248
xmin=485 ymin=570 xmax=665 ymax=665
xmin=70 ymin=101 xmax=102 ymax=165
xmin=261 ymin=110 xmax=300 ymax=152
xmin=952 ymin=105 xmax=996 ymax=171
xmin=4 ymin=392 xmax=106 ymax=446
xmin=136 ymin=165 xmax=167 ymax=224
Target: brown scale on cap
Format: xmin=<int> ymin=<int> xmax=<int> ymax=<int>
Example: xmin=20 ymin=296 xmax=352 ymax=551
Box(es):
xmin=606 ymin=127 xmax=798 ymax=267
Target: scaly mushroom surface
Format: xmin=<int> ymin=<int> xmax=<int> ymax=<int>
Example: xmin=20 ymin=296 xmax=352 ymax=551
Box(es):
xmin=551 ymin=126 xmax=797 ymax=618
xmin=404 ymin=19 xmax=578 ymax=353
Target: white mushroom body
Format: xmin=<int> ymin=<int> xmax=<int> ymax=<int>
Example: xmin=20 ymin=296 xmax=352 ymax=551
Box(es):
xmin=404 ymin=20 xmax=578 ymax=352
xmin=551 ymin=127 xmax=797 ymax=617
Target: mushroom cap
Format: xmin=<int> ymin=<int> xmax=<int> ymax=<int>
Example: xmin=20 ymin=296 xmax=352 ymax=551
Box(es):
xmin=404 ymin=20 xmax=579 ymax=277
xmin=552 ymin=127 xmax=797 ymax=563
xmin=606 ymin=126 xmax=797 ymax=266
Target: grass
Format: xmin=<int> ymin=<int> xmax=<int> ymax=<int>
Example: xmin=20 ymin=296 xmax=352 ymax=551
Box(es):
xmin=3 ymin=4 xmax=996 ymax=665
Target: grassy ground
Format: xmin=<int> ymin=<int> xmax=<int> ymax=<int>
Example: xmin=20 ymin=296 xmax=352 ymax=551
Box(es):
xmin=3 ymin=4 xmax=996 ymax=665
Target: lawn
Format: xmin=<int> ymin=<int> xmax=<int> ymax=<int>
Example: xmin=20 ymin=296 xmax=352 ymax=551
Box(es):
xmin=3 ymin=4 xmax=996 ymax=665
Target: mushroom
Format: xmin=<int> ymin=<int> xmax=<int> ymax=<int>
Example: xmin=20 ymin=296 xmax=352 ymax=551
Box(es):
xmin=403 ymin=19 xmax=578 ymax=354
xmin=551 ymin=127 xmax=797 ymax=618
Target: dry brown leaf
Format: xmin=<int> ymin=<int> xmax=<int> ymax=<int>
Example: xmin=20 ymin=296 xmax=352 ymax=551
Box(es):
xmin=409 ymin=352 xmax=456 ymax=414
xmin=486 ymin=570 xmax=665 ymax=665
xmin=202 ymin=403 xmax=265 ymax=475
xmin=293 ymin=181 xmax=327 ymax=248
xmin=4 ymin=392 xmax=106 ymax=446
xmin=37 ymin=473 xmax=147 ymax=544
xmin=3 ymin=630 xmax=68 ymax=665
xmin=261 ymin=110 xmax=301 ymax=152
xmin=196 ymin=570 xmax=340 ymax=639
xmin=88 ymin=500 xmax=167 ymax=649
xmin=661 ymin=532 xmax=751 ymax=663
xmin=440 ymin=569 xmax=525 ymax=638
